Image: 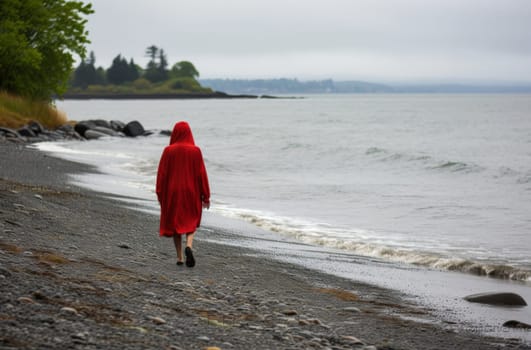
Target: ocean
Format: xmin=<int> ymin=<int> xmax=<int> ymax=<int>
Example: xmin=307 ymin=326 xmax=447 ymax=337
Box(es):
xmin=38 ymin=94 xmax=531 ymax=340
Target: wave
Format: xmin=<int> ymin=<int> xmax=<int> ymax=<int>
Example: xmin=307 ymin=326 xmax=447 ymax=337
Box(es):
xmin=365 ymin=146 xmax=483 ymax=173
xmin=213 ymin=204 xmax=531 ymax=282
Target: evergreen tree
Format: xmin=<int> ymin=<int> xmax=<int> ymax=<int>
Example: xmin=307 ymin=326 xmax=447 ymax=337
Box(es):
xmin=144 ymin=45 xmax=168 ymax=83
xmin=71 ymin=51 xmax=101 ymax=88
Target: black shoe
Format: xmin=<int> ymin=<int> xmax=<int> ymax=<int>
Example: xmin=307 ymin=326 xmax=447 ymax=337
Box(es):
xmin=185 ymin=247 xmax=195 ymax=267
xmin=176 ymin=261 xmax=184 ymax=266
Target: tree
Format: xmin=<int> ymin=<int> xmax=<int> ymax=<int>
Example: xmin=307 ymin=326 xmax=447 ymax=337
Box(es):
xmin=144 ymin=45 xmax=168 ymax=83
xmin=71 ymin=51 xmax=104 ymax=88
xmin=171 ymin=61 xmax=200 ymax=79
xmin=106 ymin=55 xmax=139 ymax=85
xmin=0 ymin=0 xmax=93 ymax=99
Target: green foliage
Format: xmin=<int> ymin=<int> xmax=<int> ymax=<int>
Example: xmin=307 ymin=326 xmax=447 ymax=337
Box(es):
xmin=144 ymin=45 xmax=169 ymax=83
xmin=170 ymin=61 xmax=200 ymax=79
xmin=0 ymin=0 xmax=93 ymax=100
xmin=106 ymin=55 xmax=139 ymax=85
xmin=71 ymin=51 xmax=105 ymax=88
xmin=168 ymin=77 xmax=203 ymax=91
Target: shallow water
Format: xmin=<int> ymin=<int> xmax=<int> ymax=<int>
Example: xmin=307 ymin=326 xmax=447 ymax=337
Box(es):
xmin=36 ymin=94 xmax=531 ymax=341
xmin=48 ymin=95 xmax=531 ymax=280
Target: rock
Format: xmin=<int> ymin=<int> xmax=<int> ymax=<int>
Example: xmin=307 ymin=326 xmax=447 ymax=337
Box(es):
xmin=343 ymin=307 xmax=361 ymax=313
xmin=123 ymin=120 xmax=145 ymax=137
xmin=118 ymin=243 xmax=131 ymax=249
xmin=84 ymin=129 xmax=108 ymax=140
xmin=34 ymin=194 xmax=43 ymax=200
xmin=464 ymin=292 xmax=527 ymax=306
xmin=60 ymin=307 xmax=79 ymax=315
xmin=28 ymin=121 xmax=44 ymax=134
xmin=341 ymin=335 xmax=364 ymax=345
xmin=93 ymin=119 xmax=111 ymax=128
xmin=160 ymin=130 xmax=172 ymax=136
xmin=74 ymin=121 xmax=97 ymax=137
xmin=197 ymin=336 xmax=210 ymax=342
xmin=110 ymin=120 xmax=125 ymax=132
xmin=282 ymin=309 xmax=298 ymax=316
xmin=17 ymin=296 xmax=34 ymax=304
xmin=0 ymin=127 xmax=21 ymax=139
xmin=503 ymin=320 xmax=531 ymax=329
xmin=148 ymin=316 xmax=166 ymax=325
xmin=17 ymin=126 xmax=36 ymax=137
xmin=92 ymin=126 xmax=119 ymax=136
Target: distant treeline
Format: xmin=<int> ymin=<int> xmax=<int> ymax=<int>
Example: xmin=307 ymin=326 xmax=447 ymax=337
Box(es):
xmin=69 ymin=46 xmax=210 ymax=94
xmin=200 ymin=78 xmax=531 ymax=94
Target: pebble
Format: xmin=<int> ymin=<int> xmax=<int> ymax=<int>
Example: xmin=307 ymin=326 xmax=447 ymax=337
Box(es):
xmin=197 ymin=336 xmax=210 ymax=342
xmin=17 ymin=296 xmax=35 ymax=304
xmin=34 ymin=194 xmax=43 ymax=200
xmin=282 ymin=309 xmax=298 ymax=316
xmin=60 ymin=307 xmax=79 ymax=315
xmin=343 ymin=307 xmax=361 ymax=313
xmin=118 ymin=243 xmax=131 ymax=249
xmin=341 ymin=335 xmax=364 ymax=345
xmin=148 ymin=316 xmax=166 ymax=325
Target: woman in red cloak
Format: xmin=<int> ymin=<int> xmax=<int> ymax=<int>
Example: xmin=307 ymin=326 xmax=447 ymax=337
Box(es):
xmin=156 ymin=121 xmax=210 ymax=267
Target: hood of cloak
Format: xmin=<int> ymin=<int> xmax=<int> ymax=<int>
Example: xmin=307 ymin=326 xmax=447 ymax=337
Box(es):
xmin=169 ymin=121 xmax=195 ymax=145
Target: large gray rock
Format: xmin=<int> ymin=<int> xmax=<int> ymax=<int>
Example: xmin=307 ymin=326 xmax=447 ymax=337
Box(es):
xmin=0 ymin=127 xmax=21 ymax=139
xmin=28 ymin=121 xmax=44 ymax=134
xmin=92 ymin=126 xmax=119 ymax=137
xmin=84 ymin=129 xmax=108 ymax=140
xmin=17 ymin=126 xmax=36 ymax=137
xmin=74 ymin=121 xmax=97 ymax=137
xmin=110 ymin=120 xmax=125 ymax=132
xmin=464 ymin=292 xmax=527 ymax=306
xmin=123 ymin=120 xmax=145 ymax=137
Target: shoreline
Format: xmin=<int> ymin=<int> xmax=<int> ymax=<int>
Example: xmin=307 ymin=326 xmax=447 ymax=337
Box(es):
xmin=59 ymin=92 xmax=299 ymax=100
xmin=0 ymin=142 xmax=527 ymax=349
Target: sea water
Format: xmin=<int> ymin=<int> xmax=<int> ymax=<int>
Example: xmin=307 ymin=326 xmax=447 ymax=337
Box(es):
xmin=37 ymin=94 xmax=531 ymax=340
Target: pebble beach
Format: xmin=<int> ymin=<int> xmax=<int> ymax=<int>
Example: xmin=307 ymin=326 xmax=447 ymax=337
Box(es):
xmin=0 ymin=142 xmax=529 ymax=350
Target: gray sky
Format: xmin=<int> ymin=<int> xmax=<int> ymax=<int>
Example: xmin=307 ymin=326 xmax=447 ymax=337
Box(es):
xmin=85 ymin=0 xmax=531 ymax=83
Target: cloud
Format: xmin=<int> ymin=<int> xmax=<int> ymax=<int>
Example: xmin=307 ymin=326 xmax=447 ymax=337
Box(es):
xmin=85 ymin=0 xmax=531 ymax=82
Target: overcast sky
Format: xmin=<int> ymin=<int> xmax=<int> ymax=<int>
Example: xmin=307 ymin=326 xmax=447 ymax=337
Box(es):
xmin=84 ymin=0 xmax=531 ymax=83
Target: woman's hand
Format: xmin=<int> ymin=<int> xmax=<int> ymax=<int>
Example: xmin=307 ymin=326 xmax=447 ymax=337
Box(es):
xmin=202 ymin=201 xmax=210 ymax=209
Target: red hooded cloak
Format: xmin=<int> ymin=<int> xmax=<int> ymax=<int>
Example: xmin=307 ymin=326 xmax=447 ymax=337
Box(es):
xmin=156 ymin=122 xmax=210 ymax=236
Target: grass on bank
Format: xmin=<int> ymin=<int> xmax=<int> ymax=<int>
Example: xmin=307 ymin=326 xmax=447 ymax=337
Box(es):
xmin=0 ymin=91 xmax=67 ymax=129
xmin=67 ymin=77 xmax=214 ymax=95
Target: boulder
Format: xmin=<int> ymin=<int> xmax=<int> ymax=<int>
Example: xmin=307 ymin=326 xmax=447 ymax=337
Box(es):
xmin=28 ymin=121 xmax=44 ymax=134
xmin=92 ymin=119 xmax=111 ymax=129
xmin=110 ymin=120 xmax=125 ymax=132
xmin=92 ymin=126 xmax=119 ymax=137
xmin=159 ymin=130 xmax=171 ymax=136
xmin=84 ymin=129 xmax=108 ymax=140
xmin=464 ymin=292 xmax=527 ymax=306
xmin=123 ymin=120 xmax=145 ymax=137
xmin=74 ymin=121 xmax=97 ymax=137
xmin=17 ymin=126 xmax=36 ymax=138
xmin=0 ymin=127 xmax=21 ymax=139
xmin=503 ymin=320 xmax=531 ymax=329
